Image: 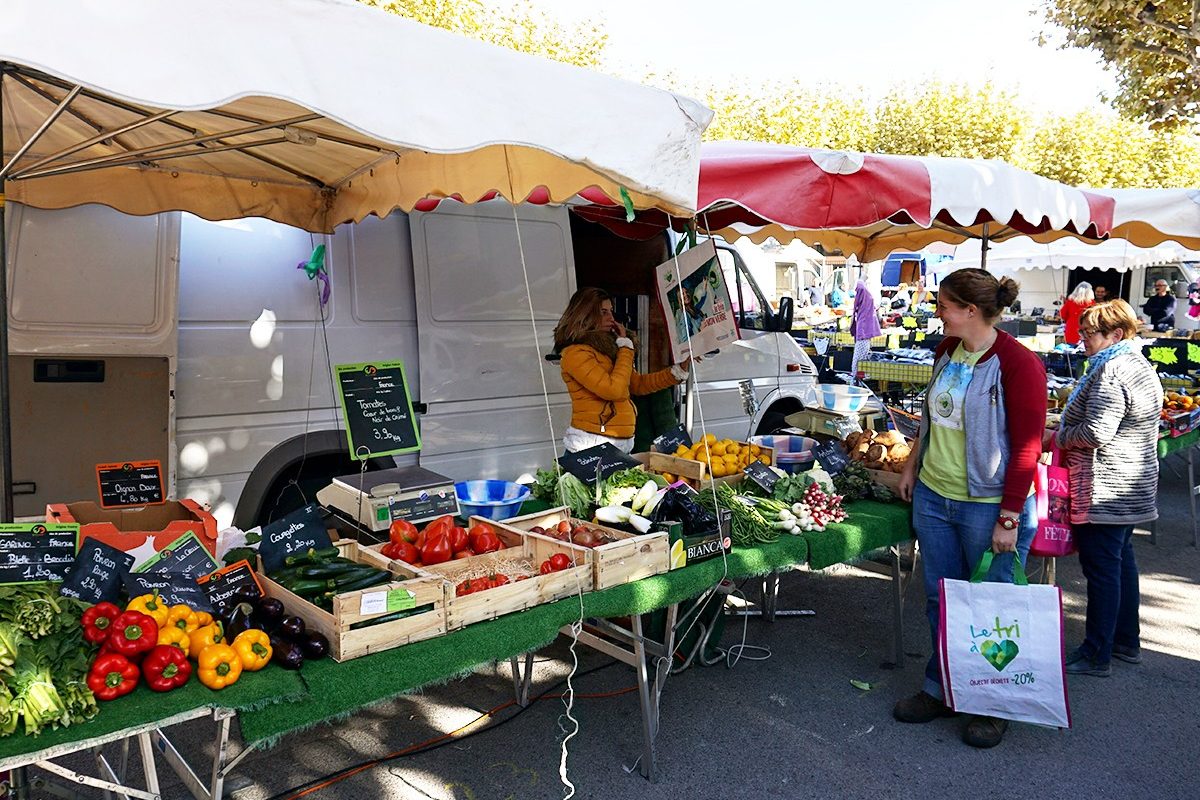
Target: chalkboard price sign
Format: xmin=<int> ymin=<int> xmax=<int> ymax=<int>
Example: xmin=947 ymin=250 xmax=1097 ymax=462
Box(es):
xmin=813 ymin=440 xmax=850 ymax=475
xmin=652 ymin=425 xmax=693 ymax=454
xmin=134 ymin=531 xmax=219 ymax=579
xmin=60 ymin=539 xmax=134 ymax=604
xmin=258 ymin=504 xmax=334 ymax=575
xmin=96 ymin=460 xmax=165 ymax=508
xmin=198 ymin=560 xmax=264 ymax=614
xmin=124 ymin=572 xmax=213 ymax=613
xmin=0 ymin=524 xmax=79 ymax=585
xmin=334 ymin=361 xmax=421 ymax=460
xmin=742 ymin=460 xmax=781 ymax=494
xmin=558 ymin=443 xmax=641 ymax=483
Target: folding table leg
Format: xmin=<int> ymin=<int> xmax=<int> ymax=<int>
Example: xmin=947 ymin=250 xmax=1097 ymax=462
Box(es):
xmin=630 ymin=615 xmax=659 ymax=782
xmin=1190 ymin=447 xmax=1198 ymax=547
xmin=508 ymin=651 xmax=535 ymax=707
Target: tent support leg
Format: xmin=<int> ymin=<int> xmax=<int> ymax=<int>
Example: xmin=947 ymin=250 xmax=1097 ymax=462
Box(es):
xmin=0 ymin=64 xmax=14 ymax=522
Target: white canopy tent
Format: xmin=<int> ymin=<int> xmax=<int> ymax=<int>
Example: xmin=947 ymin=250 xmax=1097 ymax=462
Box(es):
xmin=0 ymin=0 xmax=714 ymax=520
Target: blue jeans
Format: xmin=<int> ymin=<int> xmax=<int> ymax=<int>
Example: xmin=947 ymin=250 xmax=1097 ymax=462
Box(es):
xmin=1074 ymin=523 xmax=1139 ymax=664
xmin=913 ymin=480 xmax=1036 ymax=700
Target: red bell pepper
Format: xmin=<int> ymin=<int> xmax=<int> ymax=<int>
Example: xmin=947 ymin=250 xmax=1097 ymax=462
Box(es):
xmin=86 ymin=653 xmax=140 ymax=701
xmin=141 ymin=645 xmax=192 ymax=692
xmin=469 ymin=524 xmax=502 ymax=554
xmin=81 ymin=602 xmax=122 ymax=645
xmin=448 ymin=526 xmax=469 ymax=553
xmin=106 ymin=611 xmax=159 ymax=659
xmin=421 ymin=532 xmax=452 ymax=566
xmin=389 ymin=518 xmax=419 ymax=545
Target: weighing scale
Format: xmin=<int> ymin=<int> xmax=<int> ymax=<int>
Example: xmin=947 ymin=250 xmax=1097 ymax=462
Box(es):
xmin=316 ymin=466 xmax=459 ymax=532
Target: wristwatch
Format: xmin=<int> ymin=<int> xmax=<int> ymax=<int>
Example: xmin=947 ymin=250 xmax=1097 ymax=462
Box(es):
xmin=997 ymin=515 xmax=1019 ymax=531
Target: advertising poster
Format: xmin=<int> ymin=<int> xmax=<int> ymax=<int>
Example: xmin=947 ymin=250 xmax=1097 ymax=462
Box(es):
xmin=655 ymin=241 xmax=739 ymax=363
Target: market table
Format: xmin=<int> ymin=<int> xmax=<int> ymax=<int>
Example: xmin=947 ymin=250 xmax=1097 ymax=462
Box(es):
xmin=1156 ymin=429 xmax=1200 ymax=546
xmin=0 ymin=501 xmax=909 ymax=793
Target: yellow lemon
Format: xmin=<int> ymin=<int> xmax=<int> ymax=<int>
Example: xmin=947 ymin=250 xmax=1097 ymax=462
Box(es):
xmin=703 ymin=433 xmax=717 ymax=445
xmin=758 ymin=454 xmax=771 ymax=464
xmin=750 ymin=444 xmax=762 ymax=456
xmin=711 ymin=442 xmax=727 ymax=456
xmin=670 ymin=539 xmax=686 ymax=569
xmin=675 ymin=444 xmax=690 ymax=456
xmin=662 ymin=472 xmax=675 ymax=483
xmin=726 ymin=443 xmax=741 ymax=456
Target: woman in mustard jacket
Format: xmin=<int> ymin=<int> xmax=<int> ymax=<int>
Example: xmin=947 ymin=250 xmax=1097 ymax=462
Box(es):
xmin=553 ymin=288 xmax=689 ymax=453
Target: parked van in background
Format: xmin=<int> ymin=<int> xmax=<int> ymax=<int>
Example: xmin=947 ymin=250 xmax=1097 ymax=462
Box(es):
xmin=6 ymin=201 xmax=816 ymax=531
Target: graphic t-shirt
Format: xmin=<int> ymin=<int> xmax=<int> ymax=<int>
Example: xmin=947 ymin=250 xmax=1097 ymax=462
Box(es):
xmin=920 ymin=344 xmax=1002 ymax=503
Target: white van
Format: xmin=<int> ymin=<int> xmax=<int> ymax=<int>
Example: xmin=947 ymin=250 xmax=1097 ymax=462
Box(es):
xmin=5 ymin=202 xmax=816 ymax=529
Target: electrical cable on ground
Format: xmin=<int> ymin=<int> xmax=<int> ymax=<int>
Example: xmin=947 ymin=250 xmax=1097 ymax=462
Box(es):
xmin=264 ymin=660 xmax=626 ymax=800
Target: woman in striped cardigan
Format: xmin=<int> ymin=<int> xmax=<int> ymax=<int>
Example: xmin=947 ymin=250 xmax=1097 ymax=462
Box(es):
xmin=1054 ymin=300 xmax=1162 ymax=677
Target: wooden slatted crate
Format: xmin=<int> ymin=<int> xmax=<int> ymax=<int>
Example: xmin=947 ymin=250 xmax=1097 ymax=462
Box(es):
xmin=258 ymin=539 xmax=445 ymax=662
xmin=500 ymin=506 xmax=669 ymax=590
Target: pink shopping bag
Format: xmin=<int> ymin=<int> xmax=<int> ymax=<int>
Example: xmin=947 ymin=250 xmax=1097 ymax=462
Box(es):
xmin=1030 ymin=446 xmax=1076 ymax=558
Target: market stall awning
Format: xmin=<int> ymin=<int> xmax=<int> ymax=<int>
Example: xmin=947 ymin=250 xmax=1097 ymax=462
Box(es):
xmin=573 ymin=141 xmax=1115 ymax=261
xmin=933 ymin=236 xmax=1200 ymax=275
xmin=1086 ymin=188 xmax=1200 ymax=252
xmin=0 ymin=0 xmax=713 ymax=232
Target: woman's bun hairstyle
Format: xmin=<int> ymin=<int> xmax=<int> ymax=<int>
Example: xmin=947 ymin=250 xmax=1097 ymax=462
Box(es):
xmin=939 ymin=268 xmax=1019 ymax=321
xmin=996 ymin=277 xmax=1020 ymax=310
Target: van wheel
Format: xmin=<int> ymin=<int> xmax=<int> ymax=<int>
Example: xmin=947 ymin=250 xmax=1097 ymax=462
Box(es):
xmin=755 ymin=411 xmax=790 ymax=436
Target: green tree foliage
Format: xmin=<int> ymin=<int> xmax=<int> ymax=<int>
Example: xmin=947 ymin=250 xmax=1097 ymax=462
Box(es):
xmin=359 ymin=0 xmax=608 ymax=68
xmin=1041 ymin=0 xmax=1200 ymax=128
xmin=873 ymin=83 xmax=1031 ymax=162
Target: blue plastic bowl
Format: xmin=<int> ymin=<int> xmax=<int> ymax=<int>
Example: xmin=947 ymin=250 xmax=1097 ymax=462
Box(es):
xmin=454 ymin=480 xmax=531 ymax=521
xmin=750 ymin=435 xmax=819 ymax=475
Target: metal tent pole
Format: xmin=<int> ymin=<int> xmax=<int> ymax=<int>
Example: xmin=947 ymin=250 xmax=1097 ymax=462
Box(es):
xmin=980 ymin=223 xmax=990 ymax=270
xmin=0 ymin=65 xmax=12 ymax=521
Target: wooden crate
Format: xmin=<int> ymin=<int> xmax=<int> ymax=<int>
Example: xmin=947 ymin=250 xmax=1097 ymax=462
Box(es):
xmin=864 ymin=468 xmax=904 ymax=492
xmin=417 ymin=520 xmax=593 ymax=631
xmin=632 ymin=441 xmax=774 ymax=487
xmin=259 ymin=540 xmax=446 ymax=662
xmin=501 ymin=506 xmax=669 ymax=590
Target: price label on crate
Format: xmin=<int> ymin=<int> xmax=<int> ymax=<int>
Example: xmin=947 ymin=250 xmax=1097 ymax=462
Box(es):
xmin=813 ymin=440 xmax=850 ymax=475
xmin=123 ymin=572 xmax=213 ymax=612
xmin=0 ymin=524 xmax=79 ymax=585
xmin=134 ymin=531 xmax=219 ymax=579
xmin=96 ymin=461 xmax=164 ymax=508
xmin=558 ymin=443 xmax=640 ymax=483
xmin=60 ymin=539 xmax=134 ymax=604
xmin=258 ymin=504 xmax=333 ymax=574
xmin=197 ymin=560 xmax=264 ymax=614
xmin=742 ymin=460 xmax=780 ymax=494
xmin=652 ymin=424 xmax=693 ymax=454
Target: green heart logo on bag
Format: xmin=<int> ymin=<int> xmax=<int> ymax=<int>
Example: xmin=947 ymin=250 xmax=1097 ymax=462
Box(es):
xmin=980 ymin=639 xmax=1019 ymax=672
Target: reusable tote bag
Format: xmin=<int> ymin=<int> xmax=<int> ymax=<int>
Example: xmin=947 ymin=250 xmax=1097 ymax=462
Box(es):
xmin=1030 ymin=445 xmax=1076 ymax=558
xmin=938 ymin=552 xmax=1071 ymax=727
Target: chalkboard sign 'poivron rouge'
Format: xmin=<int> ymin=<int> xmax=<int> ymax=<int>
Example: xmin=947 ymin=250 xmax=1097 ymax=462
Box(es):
xmin=334 ymin=361 xmax=421 ymax=460
xmin=60 ymin=539 xmax=134 ymax=604
xmin=96 ymin=460 xmax=165 ymax=508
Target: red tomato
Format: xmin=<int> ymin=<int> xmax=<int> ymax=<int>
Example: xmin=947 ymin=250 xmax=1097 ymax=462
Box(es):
xmin=468 ymin=577 xmax=491 ymax=594
xmin=472 ymin=531 xmax=502 ymax=554
xmin=453 ymin=550 xmax=473 ymax=560
xmin=421 ymin=533 xmax=452 ymax=566
xmin=539 ymin=560 xmax=554 ymax=575
xmin=389 ymin=519 xmax=419 ymax=545
xmin=424 ymin=515 xmax=454 ymax=540
xmin=549 ymin=553 xmax=572 ymax=571
xmin=468 ymin=523 xmax=496 ymax=550
xmin=393 ymin=541 xmax=420 ymax=564
xmin=490 ymin=574 xmax=511 ymax=588
xmin=455 ymin=580 xmax=473 ymax=597
xmin=448 ymin=526 xmax=469 ymax=553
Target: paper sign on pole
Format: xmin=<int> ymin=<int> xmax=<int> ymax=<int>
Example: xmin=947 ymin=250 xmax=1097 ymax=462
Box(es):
xmin=656 ymin=241 xmax=739 ymax=363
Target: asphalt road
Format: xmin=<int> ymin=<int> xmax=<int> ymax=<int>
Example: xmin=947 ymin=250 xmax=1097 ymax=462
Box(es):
xmin=25 ymin=461 xmax=1200 ymax=800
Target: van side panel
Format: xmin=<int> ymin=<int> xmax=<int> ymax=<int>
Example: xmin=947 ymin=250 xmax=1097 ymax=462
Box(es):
xmin=409 ymin=202 xmax=574 ymax=480
xmin=176 ymin=214 xmax=417 ymax=526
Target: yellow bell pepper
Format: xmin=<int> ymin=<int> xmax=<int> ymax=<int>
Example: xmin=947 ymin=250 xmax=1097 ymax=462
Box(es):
xmin=231 ymin=629 xmax=272 ymax=672
xmin=188 ymin=622 xmax=225 ymax=660
xmin=194 ymin=611 xmax=214 ymax=628
xmin=197 ymin=643 xmax=242 ymax=690
xmin=167 ymin=604 xmax=199 ymax=634
xmin=157 ymin=623 xmax=190 ymax=652
xmin=127 ymin=592 xmax=169 ymax=629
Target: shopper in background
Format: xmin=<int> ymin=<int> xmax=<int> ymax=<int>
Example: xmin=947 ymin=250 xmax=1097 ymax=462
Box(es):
xmin=893 ymin=268 xmax=1044 ymax=749
xmin=1142 ymin=279 xmax=1176 ymax=331
xmin=1055 ymin=300 xmax=1161 ymax=677
xmin=553 ymin=288 xmax=689 ymax=454
xmin=1060 ymin=282 xmax=1096 ymax=345
xmin=850 ymin=279 xmax=882 ymax=376
xmin=1093 ymin=285 xmax=1110 ymax=303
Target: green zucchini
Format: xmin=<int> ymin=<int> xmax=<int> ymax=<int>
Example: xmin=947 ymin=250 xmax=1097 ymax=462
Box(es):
xmin=297 ymin=562 xmax=369 ymax=579
xmin=284 ymin=546 xmax=341 ymax=567
xmin=282 ymin=578 xmax=335 ymax=597
xmin=333 ymin=572 xmax=391 ymax=593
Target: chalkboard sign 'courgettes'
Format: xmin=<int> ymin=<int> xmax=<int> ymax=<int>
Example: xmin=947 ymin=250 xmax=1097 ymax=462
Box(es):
xmin=0 ymin=523 xmax=79 ymax=585
xmin=60 ymin=538 xmax=134 ymax=604
xmin=258 ymin=504 xmax=334 ymax=575
xmin=334 ymin=361 xmax=421 ymax=460
xmin=95 ymin=460 xmax=165 ymax=508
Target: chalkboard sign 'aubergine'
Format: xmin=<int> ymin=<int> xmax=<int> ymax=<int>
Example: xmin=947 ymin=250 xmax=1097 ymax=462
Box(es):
xmin=334 ymin=361 xmax=421 ymax=460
